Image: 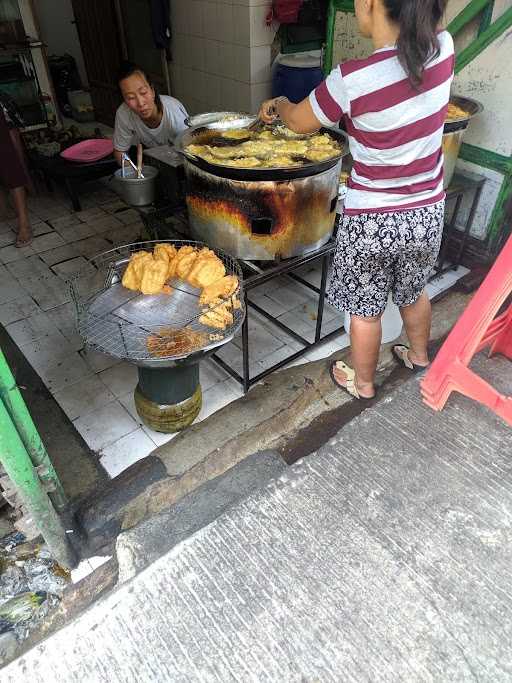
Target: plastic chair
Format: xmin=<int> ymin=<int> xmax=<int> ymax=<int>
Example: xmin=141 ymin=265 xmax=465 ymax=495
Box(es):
xmin=421 ymin=234 xmax=512 ymax=425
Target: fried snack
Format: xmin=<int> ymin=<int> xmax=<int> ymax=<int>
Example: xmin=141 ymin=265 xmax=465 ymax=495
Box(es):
xmin=154 ymin=243 xmax=177 ymax=264
xmin=256 ymin=130 xmax=274 ymax=140
xmin=305 ymin=147 xmax=339 ymax=162
xmin=174 ymin=245 xmax=198 ymax=280
xmin=199 ymin=275 xmax=239 ymax=305
xmin=199 ymin=303 xmax=234 ymax=330
xmin=187 ymin=253 xmax=226 ymax=289
xmin=273 ymin=139 xmax=308 ymax=155
xmin=239 ymin=140 xmax=273 ymax=156
xmin=186 ymin=144 xmax=209 ymax=156
xmin=197 ymin=246 xmax=216 ymax=258
xmin=199 ymin=152 xmax=219 ymax=164
xmin=262 ymin=155 xmax=298 ymax=167
xmin=209 ymin=145 xmax=245 ymax=159
xmin=222 ymin=156 xmax=262 ymax=168
xmin=154 ymin=243 xmax=179 ymax=278
xmin=140 ymin=258 xmax=169 ymax=295
xmin=121 ymin=251 xmax=152 ymax=291
xmin=221 ymin=129 xmax=252 ymax=140
xmin=446 ymin=102 xmax=469 ymax=121
xmin=272 ymin=124 xmax=306 ymax=139
xmin=186 ymin=129 xmax=341 ymax=168
xmin=146 ymin=327 xmax=209 ymax=358
xmin=308 ymin=133 xmax=334 ymax=148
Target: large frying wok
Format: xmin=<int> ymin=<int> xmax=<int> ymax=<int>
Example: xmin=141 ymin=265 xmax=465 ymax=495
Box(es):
xmin=174 ymin=125 xmax=349 ymax=181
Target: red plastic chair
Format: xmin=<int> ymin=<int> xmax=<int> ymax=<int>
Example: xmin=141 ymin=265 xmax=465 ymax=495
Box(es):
xmin=421 ymin=233 xmax=512 ymax=426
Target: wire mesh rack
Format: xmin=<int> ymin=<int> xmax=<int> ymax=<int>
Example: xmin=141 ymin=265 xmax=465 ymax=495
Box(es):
xmin=69 ymin=240 xmax=245 ymax=367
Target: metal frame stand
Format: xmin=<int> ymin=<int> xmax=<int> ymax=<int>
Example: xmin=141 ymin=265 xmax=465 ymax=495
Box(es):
xmin=211 ymin=240 xmax=342 ymax=393
xmin=437 ymin=172 xmax=485 ymax=274
xmin=153 ymin=176 xmax=484 ymax=395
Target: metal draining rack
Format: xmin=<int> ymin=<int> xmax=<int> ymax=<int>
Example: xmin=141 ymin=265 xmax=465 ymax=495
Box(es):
xmin=211 ymin=237 xmax=343 ymax=393
xmin=68 ymin=240 xmax=245 ymax=367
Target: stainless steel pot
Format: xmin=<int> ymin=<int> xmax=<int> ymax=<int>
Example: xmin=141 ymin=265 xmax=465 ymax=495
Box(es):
xmin=184 ymin=111 xmax=257 ymax=130
xmin=184 ymin=158 xmax=343 ymax=260
xmin=443 ymin=95 xmax=483 ymax=188
xmin=176 ymin=126 xmax=348 ymax=260
xmin=113 ymin=165 xmax=159 ymax=206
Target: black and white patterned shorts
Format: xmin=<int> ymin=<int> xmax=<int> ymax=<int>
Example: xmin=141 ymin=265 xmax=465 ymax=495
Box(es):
xmin=327 ymin=202 xmax=444 ymax=317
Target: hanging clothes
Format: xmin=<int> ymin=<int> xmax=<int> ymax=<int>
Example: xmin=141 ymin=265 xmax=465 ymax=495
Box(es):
xmin=267 ymin=0 xmax=304 ymax=25
xmin=150 ymin=0 xmax=171 ymax=49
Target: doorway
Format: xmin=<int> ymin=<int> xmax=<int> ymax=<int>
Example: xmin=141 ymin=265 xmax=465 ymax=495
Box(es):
xmin=71 ymin=0 xmax=125 ymax=127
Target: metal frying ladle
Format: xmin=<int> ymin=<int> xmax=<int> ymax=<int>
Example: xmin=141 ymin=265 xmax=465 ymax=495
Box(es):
xmin=122 ymin=153 xmax=145 ymax=179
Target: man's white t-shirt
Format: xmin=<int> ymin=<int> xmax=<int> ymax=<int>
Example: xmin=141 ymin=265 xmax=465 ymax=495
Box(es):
xmin=113 ymin=95 xmax=188 ymax=151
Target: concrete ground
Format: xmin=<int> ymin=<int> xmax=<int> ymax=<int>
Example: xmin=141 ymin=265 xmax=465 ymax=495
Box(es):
xmin=0 ymin=283 xmax=482 ymax=667
xmin=0 ymin=319 xmax=106 ymax=504
xmin=5 ymin=349 xmax=511 ymax=681
xmin=73 ymin=286 xmax=477 ymax=556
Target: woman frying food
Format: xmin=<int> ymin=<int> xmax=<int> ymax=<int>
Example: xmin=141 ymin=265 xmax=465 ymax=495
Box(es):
xmin=260 ymin=0 xmax=453 ymax=400
xmin=113 ymin=62 xmax=188 ymax=164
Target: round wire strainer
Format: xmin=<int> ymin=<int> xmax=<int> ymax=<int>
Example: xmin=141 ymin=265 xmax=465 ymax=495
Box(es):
xmin=69 ymin=240 xmax=245 ymax=367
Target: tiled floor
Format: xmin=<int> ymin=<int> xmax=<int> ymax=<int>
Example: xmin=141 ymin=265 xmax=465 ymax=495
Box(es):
xmin=0 ymin=183 xmax=469 ymax=480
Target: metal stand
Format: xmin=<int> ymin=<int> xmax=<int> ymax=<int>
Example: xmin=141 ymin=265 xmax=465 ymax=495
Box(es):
xmin=211 ymin=240 xmax=342 ymax=393
xmin=135 ymin=363 xmax=202 ymax=433
xmin=156 ymin=177 xmax=484 ymax=394
xmin=438 ymin=172 xmax=485 ymax=274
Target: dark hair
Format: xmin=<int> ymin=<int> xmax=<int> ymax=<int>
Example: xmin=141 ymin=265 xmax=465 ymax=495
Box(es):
xmin=383 ymin=0 xmax=448 ymax=87
xmin=117 ymin=61 xmax=162 ymax=113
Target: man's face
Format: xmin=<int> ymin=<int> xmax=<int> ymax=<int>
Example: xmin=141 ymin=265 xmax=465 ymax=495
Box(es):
xmin=120 ymin=72 xmax=155 ymax=120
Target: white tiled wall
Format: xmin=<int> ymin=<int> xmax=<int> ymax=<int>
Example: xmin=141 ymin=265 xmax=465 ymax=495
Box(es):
xmin=170 ymin=1 xmax=277 ymax=115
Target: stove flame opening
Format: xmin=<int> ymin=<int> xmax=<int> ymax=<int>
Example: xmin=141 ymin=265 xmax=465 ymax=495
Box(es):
xmin=251 ymin=217 xmax=274 ymax=235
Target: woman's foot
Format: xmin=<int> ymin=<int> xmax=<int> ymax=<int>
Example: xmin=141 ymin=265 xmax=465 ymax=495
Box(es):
xmin=15 ymin=223 xmax=33 ymax=248
xmin=330 ymin=361 xmax=376 ymax=399
xmin=392 ymin=345 xmax=429 ymax=372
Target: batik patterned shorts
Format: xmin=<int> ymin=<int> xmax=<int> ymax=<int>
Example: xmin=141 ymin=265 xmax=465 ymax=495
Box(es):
xmin=327 ymin=202 xmax=444 ymax=317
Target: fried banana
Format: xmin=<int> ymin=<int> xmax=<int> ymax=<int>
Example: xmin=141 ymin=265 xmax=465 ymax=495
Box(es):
xmin=140 ymin=258 xmax=169 ymax=295
xmin=121 ymin=251 xmax=152 ymax=291
xmin=199 ymin=275 xmax=239 ymax=305
xmin=187 ymin=254 xmax=226 ymax=289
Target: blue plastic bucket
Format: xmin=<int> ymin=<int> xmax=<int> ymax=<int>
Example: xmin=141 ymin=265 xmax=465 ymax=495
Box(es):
xmin=272 ymin=54 xmax=323 ymax=103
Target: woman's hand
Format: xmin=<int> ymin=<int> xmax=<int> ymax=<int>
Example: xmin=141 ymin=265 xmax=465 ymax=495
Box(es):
xmin=258 ymin=97 xmax=288 ymax=124
xmin=258 ymin=96 xmax=321 ymax=134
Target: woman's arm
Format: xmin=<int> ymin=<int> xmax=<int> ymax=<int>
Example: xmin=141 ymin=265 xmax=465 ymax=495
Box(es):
xmin=258 ymin=96 xmax=322 ymax=134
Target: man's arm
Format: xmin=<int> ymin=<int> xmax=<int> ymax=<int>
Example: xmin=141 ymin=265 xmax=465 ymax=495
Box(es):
xmin=113 ymin=106 xmax=134 ymax=165
xmin=114 ymin=149 xmax=125 ymax=165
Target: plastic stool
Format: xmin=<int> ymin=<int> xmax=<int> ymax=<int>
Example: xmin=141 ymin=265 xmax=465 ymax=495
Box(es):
xmin=421 ymin=233 xmax=512 ymax=425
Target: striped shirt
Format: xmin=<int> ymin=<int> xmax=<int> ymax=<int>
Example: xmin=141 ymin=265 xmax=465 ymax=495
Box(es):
xmin=309 ymin=31 xmax=455 ymax=215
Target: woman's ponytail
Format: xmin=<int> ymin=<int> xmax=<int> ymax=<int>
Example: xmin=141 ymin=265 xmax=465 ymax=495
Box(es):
xmin=383 ymin=0 xmax=448 ymax=87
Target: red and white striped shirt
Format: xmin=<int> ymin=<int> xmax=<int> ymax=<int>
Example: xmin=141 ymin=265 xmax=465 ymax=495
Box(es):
xmin=310 ymin=31 xmax=455 ymax=215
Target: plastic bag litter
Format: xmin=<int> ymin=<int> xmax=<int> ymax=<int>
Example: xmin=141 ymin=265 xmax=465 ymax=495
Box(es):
xmin=22 ymin=558 xmax=68 ymax=595
xmin=0 ymin=591 xmax=47 ymax=633
xmin=0 ymin=565 xmax=26 ymax=598
xmin=0 ymin=531 xmax=70 ymax=643
xmin=0 ymin=532 xmax=25 ymax=554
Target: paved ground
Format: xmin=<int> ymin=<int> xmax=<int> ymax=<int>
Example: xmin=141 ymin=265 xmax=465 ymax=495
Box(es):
xmin=6 ymin=352 xmax=512 ymax=682
xmin=0 ymin=321 xmax=105 ymax=503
